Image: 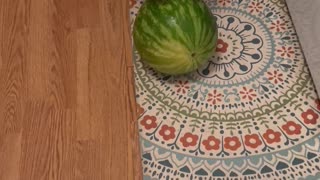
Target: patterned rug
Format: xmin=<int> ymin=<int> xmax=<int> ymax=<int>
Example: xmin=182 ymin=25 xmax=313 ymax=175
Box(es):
xmin=130 ymin=0 xmax=320 ymax=179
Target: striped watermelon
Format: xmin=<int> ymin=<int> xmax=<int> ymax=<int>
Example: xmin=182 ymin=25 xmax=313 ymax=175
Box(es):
xmin=133 ymin=0 xmax=218 ymax=75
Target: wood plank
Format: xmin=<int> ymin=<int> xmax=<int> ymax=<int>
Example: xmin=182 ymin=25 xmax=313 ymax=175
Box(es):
xmin=0 ymin=0 xmax=141 ymax=179
xmin=20 ymin=101 xmax=75 ymax=180
xmin=0 ymin=0 xmax=26 ymax=179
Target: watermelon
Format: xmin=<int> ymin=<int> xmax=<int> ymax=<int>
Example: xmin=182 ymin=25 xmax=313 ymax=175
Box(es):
xmin=133 ymin=0 xmax=218 ymax=75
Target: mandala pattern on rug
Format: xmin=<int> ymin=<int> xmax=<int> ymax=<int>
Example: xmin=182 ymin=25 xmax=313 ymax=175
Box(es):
xmin=130 ymin=0 xmax=320 ymax=179
xmin=197 ymin=11 xmax=270 ymax=82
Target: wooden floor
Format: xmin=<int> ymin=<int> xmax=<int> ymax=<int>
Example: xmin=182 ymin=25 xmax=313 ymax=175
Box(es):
xmin=0 ymin=0 xmax=141 ymax=179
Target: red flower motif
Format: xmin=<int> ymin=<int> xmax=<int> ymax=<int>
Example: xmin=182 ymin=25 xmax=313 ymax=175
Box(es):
xmin=216 ymin=39 xmax=228 ymax=53
xmin=159 ymin=125 xmax=176 ymax=141
xmin=248 ymin=2 xmax=263 ymax=13
xmin=224 ymin=136 xmax=241 ymax=151
xmin=315 ymin=99 xmax=320 ymax=110
xmin=202 ymin=136 xmax=220 ymax=150
xmin=136 ymin=103 xmax=144 ymax=116
xmin=175 ymin=80 xmax=190 ymax=94
xmin=218 ymin=0 xmax=231 ymax=6
xmin=267 ymin=70 xmax=283 ymax=84
xmin=270 ymin=20 xmax=286 ymax=32
xmin=129 ymin=0 xmax=136 ymax=8
xmin=239 ymin=87 xmax=257 ymax=101
xmin=180 ymin=133 xmax=199 ymax=147
xmin=282 ymin=121 xmax=302 ymax=135
xmin=277 ymin=46 xmax=294 ymax=58
xmin=140 ymin=115 xmax=157 ymax=130
xmin=263 ymin=129 xmax=281 ymax=144
xmin=301 ymin=109 xmax=319 ymax=125
xmin=244 ymin=134 xmax=262 ymax=149
xmin=207 ymin=90 xmax=223 ymax=105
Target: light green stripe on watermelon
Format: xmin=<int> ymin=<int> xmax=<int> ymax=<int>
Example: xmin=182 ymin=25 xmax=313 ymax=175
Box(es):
xmin=133 ymin=0 xmax=218 ymax=75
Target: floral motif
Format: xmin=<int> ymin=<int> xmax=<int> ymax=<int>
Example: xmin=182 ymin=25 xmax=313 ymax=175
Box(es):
xmin=175 ymin=80 xmax=190 ymax=94
xmin=270 ymin=20 xmax=286 ymax=32
xmin=218 ymin=0 xmax=231 ymax=6
xmin=263 ymin=129 xmax=281 ymax=144
xmin=180 ymin=133 xmax=199 ymax=147
xmin=301 ymin=109 xmax=319 ymax=125
xmin=216 ymin=39 xmax=228 ymax=53
xmin=239 ymin=87 xmax=257 ymax=101
xmin=207 ymin=90 xmax=222 ymax=105
xmin=129 ymin=0 xmax=136 ymax=8
xmin=282 ymin=121 xmax=302 ymax=135
xmin=202 ymin=136 xmax=220 ymax=150
xmin=248 ymin=2 xmax=263 ymax=13
xmin=267 ymin=70 xmax=283 ymax=84
xmin=140 ymin=115 xmax=157 ymax=130
xmin=224 ymin=136 xmax=241 ymax=151
xmin=159 ymin=125 xmax=176 ymax=141
xmin=244 ymin=134 xmax=262 ymax=149
xmin=277 ymin=46 xmax=294 ymax=58
xmin=137 ymin=103 xmax=144 ymax=116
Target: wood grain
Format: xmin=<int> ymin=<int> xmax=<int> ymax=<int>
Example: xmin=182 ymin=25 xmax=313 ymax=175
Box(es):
xmin=0 ymin=0 xmax=142 ymax=179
